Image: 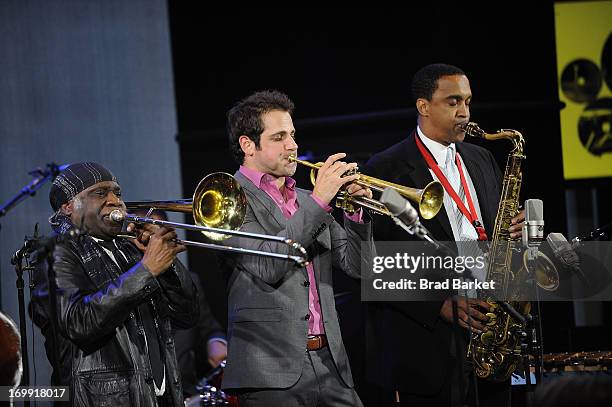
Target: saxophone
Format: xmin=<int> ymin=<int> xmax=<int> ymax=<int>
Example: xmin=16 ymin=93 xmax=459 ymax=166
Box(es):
xmin=462 ymin=122 xmax=559 ymax=382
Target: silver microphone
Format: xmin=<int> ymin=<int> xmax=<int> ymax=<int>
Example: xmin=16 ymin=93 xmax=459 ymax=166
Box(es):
xmin=109 ymin=209 xmax=125 ymax=223
xmin=523 ymin=199 xmax=544 ymax=247
xmin=380 ymin=187 xmax=456 ymax=257
xmin=546 ymin=232 xmax=589 ymax=285
xmin=380 ymin=188 xmax=419 ymax=227
xmin=547 ymin=233 xmax=580 ymax=269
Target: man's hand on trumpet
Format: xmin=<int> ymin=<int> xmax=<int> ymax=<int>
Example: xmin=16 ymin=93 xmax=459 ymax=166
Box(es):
xmin=311 ymin=153 xmax=372 ymax=215
xmin=311 ymin=153 xmax=360 ymax=206
xmin=344 ymin=181 xmax=373 ymax=199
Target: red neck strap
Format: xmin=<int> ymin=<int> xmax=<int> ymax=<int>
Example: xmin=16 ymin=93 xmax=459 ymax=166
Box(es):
xmin=414 ymin=132 xmax=488 ymax=241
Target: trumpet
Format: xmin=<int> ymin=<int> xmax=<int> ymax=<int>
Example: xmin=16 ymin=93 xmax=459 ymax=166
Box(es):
xmin=116 ymin=172 xmax=308 ymax=266
xmin=288 ymin=155 xmax=444 ymax=219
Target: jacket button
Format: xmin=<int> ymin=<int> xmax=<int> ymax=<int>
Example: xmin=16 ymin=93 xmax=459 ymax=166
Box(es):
xmin=305 ymin=314 xmax=310 ymax=320
xmin=303 ymin=281 xmax=310 ymax=287
xmin=144 ymin=285 xmax=151 ymax=293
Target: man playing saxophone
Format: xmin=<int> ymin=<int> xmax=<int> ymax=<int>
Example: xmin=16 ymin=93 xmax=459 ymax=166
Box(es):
xmin=364 ymin=63 xmax=526 ymax=407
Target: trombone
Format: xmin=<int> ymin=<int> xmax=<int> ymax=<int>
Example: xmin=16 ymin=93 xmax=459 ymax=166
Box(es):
xmin=288 ymin=155 xmax=444 ymax=219
xmin=114 ymin=172 xmax=308 ymax=266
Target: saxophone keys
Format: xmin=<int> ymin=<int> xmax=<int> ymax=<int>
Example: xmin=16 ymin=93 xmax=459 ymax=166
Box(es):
xmin=480 ymin=330 xmax=495 ymax=346
xmin=485 ymin=312 xmax=498 ymax=327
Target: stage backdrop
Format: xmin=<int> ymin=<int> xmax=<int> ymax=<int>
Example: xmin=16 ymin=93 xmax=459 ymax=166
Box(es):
xmin=555 ymin=0 xmax=612 ymax=180
xmin=0 ymin=0 xmax=181 ymax=394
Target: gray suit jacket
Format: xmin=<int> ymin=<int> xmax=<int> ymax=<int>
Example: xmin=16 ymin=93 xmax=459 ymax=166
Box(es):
xmin=219 ymin=171 xmax=375 ymax=390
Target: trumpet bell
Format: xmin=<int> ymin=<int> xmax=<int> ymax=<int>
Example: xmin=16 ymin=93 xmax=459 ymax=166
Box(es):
xmin=420 ymin=181 xmax=444 ymax=220
xmin=192 ymin=172 xmax=248 ymax=241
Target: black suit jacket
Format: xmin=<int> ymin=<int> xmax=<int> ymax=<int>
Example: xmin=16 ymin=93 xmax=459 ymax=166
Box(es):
xmin=363 ymin=131 xmax=502 ymax=396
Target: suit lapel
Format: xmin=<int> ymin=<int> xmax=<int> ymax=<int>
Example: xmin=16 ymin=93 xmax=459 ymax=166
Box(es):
xmin=295 ymin=189 xmax=329 ymax=281
xmin=403 ymin=132 xmax=454 ymax=241
xmin=234 ymin=171 xmax=309 ymax=279
xmin=234 ymin=171 xmax=287 ymax=230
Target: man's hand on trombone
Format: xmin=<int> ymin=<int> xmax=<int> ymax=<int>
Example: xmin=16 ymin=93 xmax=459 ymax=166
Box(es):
xmin=126 ymin=221 xmax=186 ymax=271
xmin=126 ymin=221 xmax=160 ymax=251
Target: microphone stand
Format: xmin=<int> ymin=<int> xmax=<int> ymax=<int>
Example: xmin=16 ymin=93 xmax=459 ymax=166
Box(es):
xmin=9 ymin=228 xmax=75 ymax=402
xmin=0 ymin=163 xmax=64 ymax=219
xmin=0 ymin=163 xmax=64 ymax=400
xmin=523 ymin=243 xmax=544 ymax=406
xmin=11 ymin=231 xmax=40 ymax=407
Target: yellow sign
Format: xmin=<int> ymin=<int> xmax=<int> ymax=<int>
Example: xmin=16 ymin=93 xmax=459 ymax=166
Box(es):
xmin=555 ymin=1 xmax=612 ymax=180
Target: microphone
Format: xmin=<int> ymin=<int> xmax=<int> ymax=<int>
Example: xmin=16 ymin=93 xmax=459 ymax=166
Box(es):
xmin=109 ymin=209 xmax=125 ymax=223
xmin=11 ymin=224 xmax=40 ymax=265
xmin=523 ymin=199 xmax=544 ymax=247
xmin=11 ymin=239 xmax=35 ymax=265
xmin=522 ymin=199 xmax=544 ymax=271
xmin=379 ymin=187 xmax=440 ymax=245
xmin=380 ymin=188 xmax=419 ymax=227
xmin=547 ymin=232 xmax=588 ymax=285
xmin=52 ymin=163 xmax=70 ymax=176
xmin=547 ymin=233 xmax=579 ymax=268
xmin=379 ymin=187 xmax=459 ymax=258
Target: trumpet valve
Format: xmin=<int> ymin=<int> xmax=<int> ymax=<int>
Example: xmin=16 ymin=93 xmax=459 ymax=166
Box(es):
xmin=342 ymin=167 xmax=358 ymax=177
xmin=335 ymin=192 xmax=357 ymax=214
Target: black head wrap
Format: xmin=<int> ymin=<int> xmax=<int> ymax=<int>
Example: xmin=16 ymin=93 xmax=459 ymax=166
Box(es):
xmin=48 ymin=162 xmax=117 ymax=234
xmin=49 ymin=162 xmax=116 ymax=211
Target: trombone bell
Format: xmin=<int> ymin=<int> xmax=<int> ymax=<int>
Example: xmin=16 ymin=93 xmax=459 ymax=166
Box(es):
xmin=192 ymin=173 xmax=248 ymax=240
xmin=124 ymin=172 xmax=247 ymax=241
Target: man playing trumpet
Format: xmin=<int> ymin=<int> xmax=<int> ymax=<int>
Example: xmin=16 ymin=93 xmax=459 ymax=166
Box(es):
xmin=219 ymin=90 xmax=376 ymax=407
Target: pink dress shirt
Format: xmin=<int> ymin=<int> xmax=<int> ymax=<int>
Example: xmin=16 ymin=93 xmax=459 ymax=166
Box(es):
xmin=240 ymin=165 xmax=364 ymax=335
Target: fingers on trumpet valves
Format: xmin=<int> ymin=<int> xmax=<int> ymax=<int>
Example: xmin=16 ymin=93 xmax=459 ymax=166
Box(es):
xmin=344 ymin=182 xmax=373 ymax=199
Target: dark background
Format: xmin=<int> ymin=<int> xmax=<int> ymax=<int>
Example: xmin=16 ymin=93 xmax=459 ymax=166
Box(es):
xmin=167 ymin=2 xmax=612 ymax=398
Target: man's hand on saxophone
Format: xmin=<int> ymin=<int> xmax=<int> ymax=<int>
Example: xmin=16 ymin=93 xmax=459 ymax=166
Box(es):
xmin=509 ymin=209 xmax=526 ymax=239
xmin=439 ymin=297 xmax=493 ymax=334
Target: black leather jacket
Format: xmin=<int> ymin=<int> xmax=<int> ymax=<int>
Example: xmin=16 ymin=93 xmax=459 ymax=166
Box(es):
xmin=30 ymin=240 xmax=199 ymax=407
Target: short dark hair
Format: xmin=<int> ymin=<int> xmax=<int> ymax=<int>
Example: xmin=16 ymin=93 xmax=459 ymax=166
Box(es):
xmin=227 ymin=90 xmax=295 ymax=164
xmin=411 ymin=63 xmax=466 ymax=103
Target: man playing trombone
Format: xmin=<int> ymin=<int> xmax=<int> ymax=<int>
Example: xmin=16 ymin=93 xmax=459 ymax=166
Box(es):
xmin=29 ymin=162 xmax=199 ymax=406
xmin=219 ymin=90 xmax=376 ymax=406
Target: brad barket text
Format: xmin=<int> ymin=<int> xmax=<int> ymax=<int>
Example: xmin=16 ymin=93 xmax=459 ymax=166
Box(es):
xmin=372 ymin=278 xmax=497 ymax=291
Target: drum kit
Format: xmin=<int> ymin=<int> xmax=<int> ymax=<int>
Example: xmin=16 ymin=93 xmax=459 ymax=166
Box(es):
xmin=0 ymin=311 xmax=22 ymax=389
xmin=184 ymin=361 xmax=238 ymax=407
